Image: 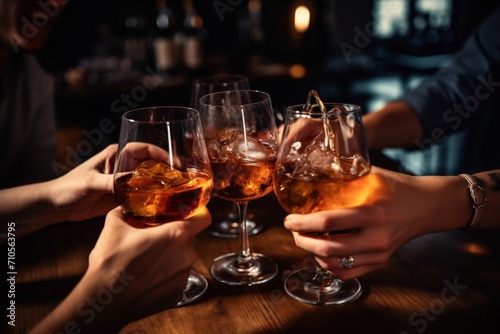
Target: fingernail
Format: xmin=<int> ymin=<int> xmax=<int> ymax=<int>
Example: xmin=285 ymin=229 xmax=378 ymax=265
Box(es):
xmin=284 ymin=217 xmax=292 ymax=229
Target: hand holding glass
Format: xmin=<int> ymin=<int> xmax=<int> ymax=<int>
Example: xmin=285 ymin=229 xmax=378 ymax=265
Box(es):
xmin=274 ymin=102 xmax=372 ymax=305
xmin=113 ymin=106 xmax=213 ymax=305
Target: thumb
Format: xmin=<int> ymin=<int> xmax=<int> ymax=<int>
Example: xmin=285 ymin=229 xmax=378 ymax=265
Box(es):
xmin=187 ymin=206 xmax=212 ymax=235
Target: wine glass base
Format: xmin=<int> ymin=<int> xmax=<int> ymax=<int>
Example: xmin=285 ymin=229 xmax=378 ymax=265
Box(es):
xmin=175 ymin=270 xmax=208 ymax=307
xmin=210 ymin=253 xmax=278 ymax=286
xmin=284 ymin=268 xmax=362 ymax=306
xmin=205 ymin=216 xmax=266 ymax=238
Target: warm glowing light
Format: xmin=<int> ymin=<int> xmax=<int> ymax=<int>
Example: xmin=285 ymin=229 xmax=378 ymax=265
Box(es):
xmin=289 ymin=64 xmax=306 ymax=79
xmin=248 ymin=0 xmax=261 ymax=13
xmin=462 ymin=242 xmax=489 ymax=255
xmin=294 ymin=5 xmax=310 ymax=33
xmin=188 ymin=16 xmax=203 ymax=29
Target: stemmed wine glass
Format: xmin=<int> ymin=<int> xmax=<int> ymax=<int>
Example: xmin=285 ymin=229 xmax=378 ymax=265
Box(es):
xmin=190 ymin=74 xmax=266 ymax=238
xmin=200 ymin=90 xmax=279 ymax=286
xmin=273 ymin=96 xmax=372 ymax=305
xmin=190 ymin=74 xmax=250 ymax=111
xmin=113 ymin=106 xmax=214 ymax=306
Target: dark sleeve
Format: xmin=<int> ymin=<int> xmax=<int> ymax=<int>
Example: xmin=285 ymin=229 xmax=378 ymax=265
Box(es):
xmin=20 ymin=55 xmax=58 ymax=183
xmin=0 ymin=54 xmax=57 ymax=188
xmin=399 ymin=6 xmax=500 ymax=138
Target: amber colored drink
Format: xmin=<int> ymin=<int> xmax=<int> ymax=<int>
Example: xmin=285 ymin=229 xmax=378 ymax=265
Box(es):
xmin=273 ymin=166 xmax=372 ymax=214
xmin=210 ymin=158 xmax=276 ymax=202
xmin=115 ymin=160 xmax=213 ymax=226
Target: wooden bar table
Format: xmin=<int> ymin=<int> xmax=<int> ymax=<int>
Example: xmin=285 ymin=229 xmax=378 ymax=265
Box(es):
xmin=8 ymin=193 xmax=500 ymax=334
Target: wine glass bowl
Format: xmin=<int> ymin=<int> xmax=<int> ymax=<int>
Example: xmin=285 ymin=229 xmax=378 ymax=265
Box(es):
xmin=274 ymin=102 xmax=371 ymax=305
xmin=190 ymin=74 xmax=250 ymax=114
xmin=200 ymin=90 xmax=279 ymax=286
xmin=190 ymin=74 xmax=266 ymax=238
xmin=113 ymin=106 xmax=213 ymax=305
xmin=114 ymin=158 xmax=213 ymax=227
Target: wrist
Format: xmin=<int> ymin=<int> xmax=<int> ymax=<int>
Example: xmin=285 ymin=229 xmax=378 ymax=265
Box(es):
xmin=445 ymin=176 xmax=476 ymax=231
xmin=418 ymin=175 xmax=471 ymax=233
xmin=38 ymin=179 xmax=68 ymax=224
xmin=0 ymin=182 xmax=62 ymax=237
xmin=44 ymin=178 xmax=76 ymax=223
xmin=458 ymin=174 xmax=486 ymax=230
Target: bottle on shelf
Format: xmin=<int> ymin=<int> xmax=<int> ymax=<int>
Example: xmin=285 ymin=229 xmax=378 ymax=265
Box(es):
xmin=182 ymin=0 xmax=206 ymax=71
xmin=153 ymin=0 xmax=183 ymax=74
xmin=123 ymin=8 xmax=148 ymax=71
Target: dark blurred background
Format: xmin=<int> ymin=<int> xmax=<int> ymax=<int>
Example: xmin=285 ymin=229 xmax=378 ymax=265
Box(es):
xmin=41 ymin=0 xmax=499 ymax=168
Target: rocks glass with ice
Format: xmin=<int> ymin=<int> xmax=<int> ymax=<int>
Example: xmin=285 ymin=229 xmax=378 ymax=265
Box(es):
xmin=113 ymin=106 xmax=214 ymax=305
xmin=200 ymin=90 xmax=279 ymax=286
xmin=274 ymin=96 xmax=372 ymax=305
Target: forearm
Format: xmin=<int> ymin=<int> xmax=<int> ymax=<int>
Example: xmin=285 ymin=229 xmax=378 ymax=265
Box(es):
xmin=418 ymin=170 xmax=500 ymax=233
xmin=0 ymin=181 xmax=66 ymax=238
xmin=29 ymin=269 xmax=125 ymax=334
xmin=363 ymin=101 xmax=424 ymax=150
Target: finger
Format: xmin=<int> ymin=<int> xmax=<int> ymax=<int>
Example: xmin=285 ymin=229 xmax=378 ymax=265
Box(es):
xmin=92 ymin=194 xmax=120 ymax=217
xmin=315 ymin=251 xmax=390 ymax=272
xmin=284 ymin=206 xmax=376 ymax=233
xmin=289 ymin=230 xmax=349 ymax=258
xmin=314 ymin=252 xmax=388 ymax=280
xmin=103 ymin=144 xmax=118 ymax=174
xmin=148 ymin=206 xmax=211 ymax=240
xmin=284 ymin=209 xmax=359 ymax=233
xmin=330 ymin=264 xmax=384 ymax=281
xmin=123 ymin=142 xmax=170 ymax=162
xmin=97 ymin=207 xmax=130 ymax=242
xmin=84 ymin=144 xmax=117 ymax=171
xmin=281 ymin=118 xmax=323 ymax=144
xmin=104 ymin=206 xmax=127 ymax=227
xmin=184 ymin=206 xmax=212 ymax=236
xmin=89 ymin=173 xmax=114 ymax=193
xmin=290 ymin=226 xmax=392 ymax=258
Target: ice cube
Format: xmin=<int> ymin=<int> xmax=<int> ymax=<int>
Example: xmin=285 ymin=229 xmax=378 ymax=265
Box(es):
xmin=236 ymin=136 xmax=275 ymax=162
xmin=213 ymin=129 xmax=275 ymax=162
xmin=206 ymin=139 xmax=222 ymax=160
xmin=293 ymin=145 xmax=342 ymax=180
xmin=128 ymin=160 xmax=189 ymax=189
xmin=210 ymin=129 xmax=243 ymax=160
xmin=290 ymin=128 xmax=341 ymax=179
xmin=342 ymin=154 xmax=371 ymax=177
xmin=218 ymin=128 xmax=239 ymax=146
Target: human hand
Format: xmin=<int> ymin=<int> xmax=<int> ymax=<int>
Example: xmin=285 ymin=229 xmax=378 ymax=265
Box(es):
xmin=50 ymin=142 xmax=171 ymax=223
xmin=283 ymin=167 xmax=468 ymax=280
xmin=88 ymin=206 xmax=211 ymax=324
xmin=276 ymin=117 xmax=323 ymax=148
xmin=30 ymin=206 xmax=211 ymax=333
xmin=48 ymin=144 xmax=118 ymax=222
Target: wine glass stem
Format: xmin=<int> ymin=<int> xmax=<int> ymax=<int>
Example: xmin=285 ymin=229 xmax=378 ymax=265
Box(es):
xmin=236 ymin=201 xmax=252 ymax=262
xmin=313 ymin=265 xmax=335 ymax=289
